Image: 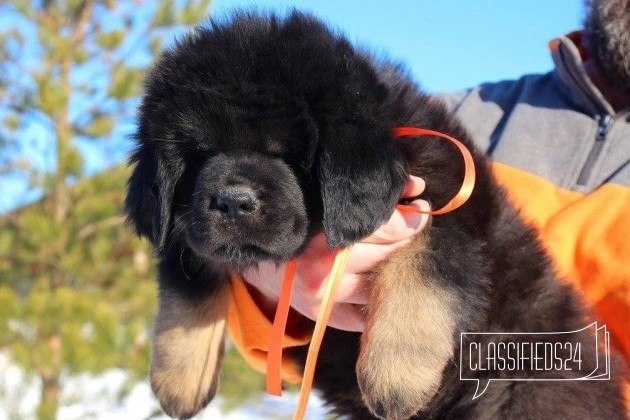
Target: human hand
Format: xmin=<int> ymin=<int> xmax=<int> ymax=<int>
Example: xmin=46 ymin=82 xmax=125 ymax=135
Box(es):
xmin=241 ymin=176 xmax=430 ymax=332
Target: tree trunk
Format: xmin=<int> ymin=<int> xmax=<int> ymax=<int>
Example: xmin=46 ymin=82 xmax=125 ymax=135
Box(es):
xmin=37 ymin=373 xmax=60 ymax=420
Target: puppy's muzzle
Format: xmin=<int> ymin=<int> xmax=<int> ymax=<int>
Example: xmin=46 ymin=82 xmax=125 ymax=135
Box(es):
xmin=186 ymin=152 xmax=309 ymax=263
xmin=210 ymin=186 xmax=258 ymax=223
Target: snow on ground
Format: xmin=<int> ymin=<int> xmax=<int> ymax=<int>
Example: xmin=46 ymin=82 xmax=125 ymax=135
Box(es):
xmin=0 ymin=351 xmax=328 ymax=420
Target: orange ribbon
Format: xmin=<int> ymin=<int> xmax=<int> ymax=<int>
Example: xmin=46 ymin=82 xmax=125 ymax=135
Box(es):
xmin=266 ymin=259 xmax=298 ymax=396
xmin=266 ymin=127 xmax=476 ymax=420
xmin=392 ymin=127 xmax=476 ymax=215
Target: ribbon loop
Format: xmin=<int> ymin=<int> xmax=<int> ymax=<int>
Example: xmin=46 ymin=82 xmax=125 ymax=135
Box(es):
xmin=392 ymin=127 xmax=476 ymax=215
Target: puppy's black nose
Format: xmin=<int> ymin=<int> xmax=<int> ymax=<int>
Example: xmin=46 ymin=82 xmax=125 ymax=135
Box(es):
xmin=210 ymin=187 xmax=258 ymax=221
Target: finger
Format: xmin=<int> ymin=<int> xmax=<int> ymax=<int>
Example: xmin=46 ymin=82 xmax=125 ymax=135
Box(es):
xmin=397 ymin=199 xmax=431 ymax=232
xmin=345 ymin=240 xmax=412 ymax=273
xmin=402 ymin=175 xmax=425 ymax=198
xmin=301 ymin=302 xmax=365 ymax=332
xmin=326 ymin=304 xmax=365 ymax=332
xmin=362 ymin=199 xmax=430 ymax=244
xmin=314 ymin=273 xmax=369 ymax=304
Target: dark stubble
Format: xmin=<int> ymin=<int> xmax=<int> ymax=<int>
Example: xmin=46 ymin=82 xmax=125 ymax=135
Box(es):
xmin=584 ymin=0 xmax=630 ymax=90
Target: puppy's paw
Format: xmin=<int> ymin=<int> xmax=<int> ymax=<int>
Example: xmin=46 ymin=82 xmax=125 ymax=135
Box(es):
xmin=151 ymin=360 xmax=221 ymax=420
xmin=356 ymin=337 xmax=450 ymax=420
xmin=357 ymin=239 xmax=458 ymax=420
xmin=150 ymin=286 xmax=230 ymax=419
xmin=150 ymin=329 xmax=224 ymax=419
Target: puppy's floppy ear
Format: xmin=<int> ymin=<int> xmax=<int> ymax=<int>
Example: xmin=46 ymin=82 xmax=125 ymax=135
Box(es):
xmin=125 ymin=145 xmax=183 ymax=252
xmin=318 ymin=125 xmax=406 ymax=249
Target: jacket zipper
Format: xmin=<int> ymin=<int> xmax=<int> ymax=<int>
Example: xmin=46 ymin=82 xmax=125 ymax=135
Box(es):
xmin=576 ymin=114 xmax=612 ymax=186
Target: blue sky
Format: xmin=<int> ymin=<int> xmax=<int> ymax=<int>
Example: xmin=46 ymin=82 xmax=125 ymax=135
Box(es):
xmin=210 ymin=0 xmax=585 ymax=92
xmin=1 ymin=1 xmax=587 ymax=212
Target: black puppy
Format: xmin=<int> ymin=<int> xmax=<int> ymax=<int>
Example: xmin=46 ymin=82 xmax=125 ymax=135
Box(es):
xmin=125 ymin=11 xmax=626 ymax=420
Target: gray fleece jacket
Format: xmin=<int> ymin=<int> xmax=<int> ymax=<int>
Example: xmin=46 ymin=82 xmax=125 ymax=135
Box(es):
xmin=438 ymin=32 xmax=629 ymax=194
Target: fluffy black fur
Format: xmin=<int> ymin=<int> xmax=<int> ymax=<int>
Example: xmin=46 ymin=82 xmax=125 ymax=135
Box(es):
xmin=126 ymin=11 xmax=627 ymax=419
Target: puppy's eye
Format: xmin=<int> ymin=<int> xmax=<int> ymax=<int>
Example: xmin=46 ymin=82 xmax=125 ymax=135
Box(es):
xmin=183 ymin=152 xmax=209 ymax=173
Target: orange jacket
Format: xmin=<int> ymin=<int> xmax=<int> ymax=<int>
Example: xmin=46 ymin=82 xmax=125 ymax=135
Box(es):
xmin=226 ymin=162 xmax=630 ymax=395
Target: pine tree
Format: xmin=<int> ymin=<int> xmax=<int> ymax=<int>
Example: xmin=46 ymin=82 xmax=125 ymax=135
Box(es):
xmin=0 ymin=1 xmax=212 ymax=418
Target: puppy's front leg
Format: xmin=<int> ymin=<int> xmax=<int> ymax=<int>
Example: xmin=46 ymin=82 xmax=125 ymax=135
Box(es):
xmin=150 ymin=270 xmax=231 ymax=419
xmin=357 ymin=227 xmax=487 ymax=420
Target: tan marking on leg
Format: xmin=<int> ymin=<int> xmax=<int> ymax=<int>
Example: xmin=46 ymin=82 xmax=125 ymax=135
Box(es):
xmin=357 ymin=233 xmax=457 ymax=420
xmin=150 ymin=283 xmax=231 ymax=419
